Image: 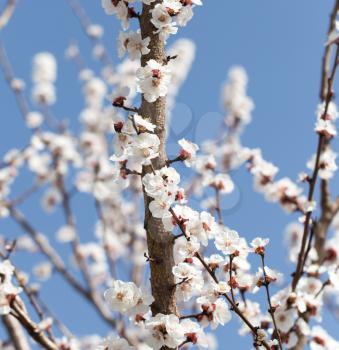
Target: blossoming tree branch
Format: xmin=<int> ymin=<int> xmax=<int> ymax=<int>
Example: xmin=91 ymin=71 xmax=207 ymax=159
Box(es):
xmin=0 ymin=0 xmax=339 ymax=349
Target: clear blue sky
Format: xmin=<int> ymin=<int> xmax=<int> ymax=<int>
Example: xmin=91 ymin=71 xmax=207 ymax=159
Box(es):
xmin=0 ymin=0 xmax=338 ymax=348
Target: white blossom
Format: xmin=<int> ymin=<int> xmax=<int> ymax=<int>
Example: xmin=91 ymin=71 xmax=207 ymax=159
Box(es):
xmin=104 ymin=280 xmax=140 ymax=313
xmin=196 ymin=296 xmax=231 ymax=329
xmin=26 ymin=112 xmax=44 ymax=129
xmin=250 ymin=237 xmax=269 ymax=254
xmin=32 ymin=52 xmax=57 ymax=83
xmin=145 ymin=314 xmax=185 ymax=349
xmin=56 ymin=225 xmax=76 ymax=243
xmin=99 ymin=335 xmax=134 ymax=350
xmin=178 ymin=138 xmax=199 ymax=166
xmin=137 ymin=59 xmax=171 ymax=103
xmin=118 ymin=31 xmax=150 ymax=60
xmin=172 ymin=262 xmax=203 ymax=301
xmin=307 ymin=148 xmax=338 ymax=180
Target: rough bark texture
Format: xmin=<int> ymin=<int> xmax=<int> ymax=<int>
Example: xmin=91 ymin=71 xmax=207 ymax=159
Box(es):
xmin=2 ymin=315 xmax=31 ymax=350
xmin=140 ymin=0 xmax=177 ymax=321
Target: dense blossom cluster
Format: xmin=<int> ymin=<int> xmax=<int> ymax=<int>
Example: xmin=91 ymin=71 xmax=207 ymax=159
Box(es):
xmin=0 ymin=1 xmax=339 ymax=350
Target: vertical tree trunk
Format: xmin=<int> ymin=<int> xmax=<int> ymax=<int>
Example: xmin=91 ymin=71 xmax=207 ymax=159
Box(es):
xmin=139 ymin=1 xmax=177 ymax=321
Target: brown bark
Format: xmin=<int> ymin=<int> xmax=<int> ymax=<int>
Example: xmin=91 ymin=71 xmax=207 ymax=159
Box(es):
xmin=139 ymin=0 xmax=177 ymax=323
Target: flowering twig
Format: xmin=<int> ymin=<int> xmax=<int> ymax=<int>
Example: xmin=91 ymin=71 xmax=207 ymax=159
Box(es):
xmin=194 ymin=252 xmax=271 ymax=350
xmin=292 ymin=43 xmax=339 ymax=291
xmin=320 ymin=0 xmax=339 ymax=101
xmin=169 ymin=206 xmax=270 ymax=349
xmin=314 ymin=0 xmax=339 ymax=263
xmin=260 ymin=254 xmax=283 ymax=350
xmin=1 ymin=255 xmax=56 ymax=341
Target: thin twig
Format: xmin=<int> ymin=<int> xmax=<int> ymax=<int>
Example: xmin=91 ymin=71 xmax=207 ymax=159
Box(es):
xmin=260 ymin=254 xmax=283 ymax=350
xmin=300 ymin=219 xmax=316 ymax=275
xmin=0 ymin=0 xmax=16 ymax=30
xmin=229 ymin=255 xmax=236 ymax=303
xmin=0 ymin=40 xmax=30 ymax=122
xmin=94 ymin=198 xmax=117 ymax=279
xmin=215 ymin=187 xmax=223 ymax=225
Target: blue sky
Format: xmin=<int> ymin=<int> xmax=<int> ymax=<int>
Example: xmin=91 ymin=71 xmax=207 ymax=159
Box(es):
xmin=0 ymin=0 xmax=338 ymax=348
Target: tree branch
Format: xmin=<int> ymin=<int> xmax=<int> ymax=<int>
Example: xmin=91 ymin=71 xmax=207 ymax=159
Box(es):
xmin=2 ymin=315 xmax=31 ymax=350
xmin=0 ymin=0 xmax=16 ymax=30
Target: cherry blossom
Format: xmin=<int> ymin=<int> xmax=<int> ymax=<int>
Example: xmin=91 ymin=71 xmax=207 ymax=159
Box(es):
xmin=145 ymin=313 xmax=185 ymax=349
xmin=221 ymin=66 xmax=254 ymax=130
xmin=104 ymin=280 xmax=140 ymax=313
xmin=203 ymin=173 xmax=234 ymax=194
xmin=0 ymin=260 xmax=21 ymax=315
xmin=172 ymin=262 xmax=203 ymax=301
xmin=180 ymin=319 xmax=209 ymax=348
xmin=196 ymin=296 xmax=232 ymax=329
xmin=214 ymin=228 xmax=242 ymax=256
xmin=178 ymin=138 xmax=199 ymax=167
xmin=136 ymin=59 xmax=171 ymax=102
xmin=55 ymin=225 xmax=76 ymax=243
xmin=250 ymin=237 xmax=269 ymax=255
xmin=150 ymin=3 xmax=178 ymax=41
xmin=1 ymin=1 xmax=339 ymax=349
xmin=307 ymin=148 xmax=338 ymax=180
xmin=99 ymin=335 xmax=134 ymax=350
xmin=118 ymin=31 xmax=150 ymax=60
xmin=274 ymin=308 xmax=298 ymax=333
xmin=26 ymin=111 xmax=44 ymax=129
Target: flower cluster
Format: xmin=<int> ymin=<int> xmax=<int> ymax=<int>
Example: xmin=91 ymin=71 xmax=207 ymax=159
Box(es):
xmin=136 ymin=59 xmax=171 ymax=102
xmin=118 ymin=30 xmax=150 ymax=60
xmin=110 ymin=114 xmax=160 ymax=169
xmin=32 ymin=52 xmax=57 ymax=105
xmin=221 ymin=66 xmax=254 ymax=131
xmin=2 ymin=0 xmax=339 ymax=349
xmin=315 ymin=101 xmax=338 ymax=138
xmin=307 ymin=147 xmax=338 ymax=180
xmin=150 ymin=0 xmax=202 ymax=42
xmin=0 ymin=260 xmax=21 ymax=315
xmin=104 ymin=280 xmax=153 ymax=318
